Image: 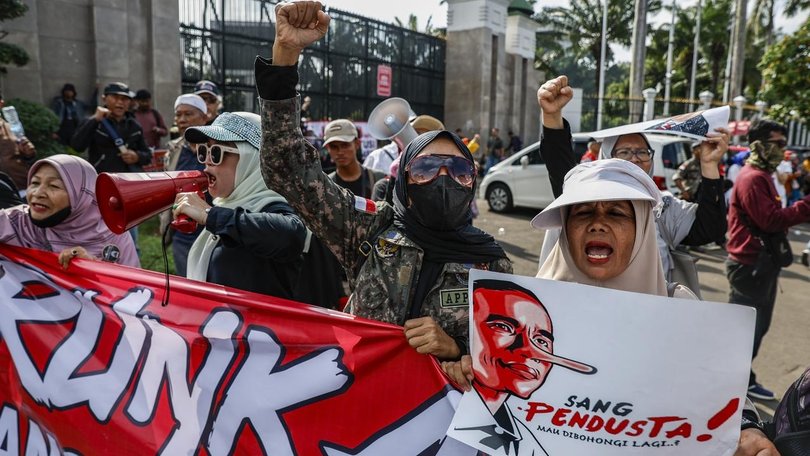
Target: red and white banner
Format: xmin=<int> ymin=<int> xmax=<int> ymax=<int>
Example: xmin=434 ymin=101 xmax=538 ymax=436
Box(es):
xmin=0 ymin=245 xmax=474 ymax=455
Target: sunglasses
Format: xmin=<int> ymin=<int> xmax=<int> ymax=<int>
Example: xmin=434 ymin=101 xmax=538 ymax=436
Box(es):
xmin=406 ymin=154 xmax=476 ymax=187
xmin=196 ymin=144 xmax=239 ymax=166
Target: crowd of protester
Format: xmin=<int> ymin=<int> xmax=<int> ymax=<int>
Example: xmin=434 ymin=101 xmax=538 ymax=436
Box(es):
xmin=1 ymin=1 xmax=808 ymax=454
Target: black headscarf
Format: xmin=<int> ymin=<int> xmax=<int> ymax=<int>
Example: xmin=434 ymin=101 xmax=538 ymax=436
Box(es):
xmin=392 ymin=130 xmax=507 ymax=264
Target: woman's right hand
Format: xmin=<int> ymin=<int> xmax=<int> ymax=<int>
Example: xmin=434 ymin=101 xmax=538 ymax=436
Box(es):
xmin=537 ymin=76 xmax=573 ymax=130
xmin=440 ymin=355 xmax=474 ymax=392
xmin=58 ymin=246 xmax=95 ymax=270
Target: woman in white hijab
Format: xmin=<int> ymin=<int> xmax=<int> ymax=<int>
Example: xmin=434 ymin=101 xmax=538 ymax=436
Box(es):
xmin=536 ymin=76 xmax=729 ymax=292
xmin=172 ymin=112 xmax=306 ymax=298
xmin=533 ymin=159 xmax=692 ymax=298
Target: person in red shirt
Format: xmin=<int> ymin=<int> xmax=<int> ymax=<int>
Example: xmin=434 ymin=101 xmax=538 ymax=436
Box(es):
xmin=726 ymin=118 xmax=810 ymax=401
xmin=579 ymin=140 xmax=599 ymax=163
xmin=133 ymin=89 xmax=168 ymax=149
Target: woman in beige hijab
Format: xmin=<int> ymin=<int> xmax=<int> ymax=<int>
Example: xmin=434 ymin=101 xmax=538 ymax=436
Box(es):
xmin=532 ymin=158 xmax=688 ymax=298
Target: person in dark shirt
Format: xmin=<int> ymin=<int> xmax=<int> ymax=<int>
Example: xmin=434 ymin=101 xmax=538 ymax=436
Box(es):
xmin=323 ymin=118 xmax=385 ymax=198
xmin=71 ymin=82 xmax=152 ymax=174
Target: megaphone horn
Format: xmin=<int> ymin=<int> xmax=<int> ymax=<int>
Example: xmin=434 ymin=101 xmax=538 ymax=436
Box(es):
xmin=96 ymin=170 xmax=209 ymax=234
xmin=368 ymin=97 xmax=418 ymax=151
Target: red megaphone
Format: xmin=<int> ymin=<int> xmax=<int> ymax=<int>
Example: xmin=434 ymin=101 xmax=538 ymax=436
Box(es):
xmin=96 ymin=170 xmax=209 ymax=235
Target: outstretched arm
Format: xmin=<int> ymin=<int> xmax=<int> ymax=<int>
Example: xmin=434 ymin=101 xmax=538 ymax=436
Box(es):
xmin=537 ymin=76 xmax=577 ymax=198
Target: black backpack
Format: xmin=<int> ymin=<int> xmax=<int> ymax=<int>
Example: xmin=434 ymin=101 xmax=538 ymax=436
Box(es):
xmin=770 ymin=365 xmax=810 ymax=455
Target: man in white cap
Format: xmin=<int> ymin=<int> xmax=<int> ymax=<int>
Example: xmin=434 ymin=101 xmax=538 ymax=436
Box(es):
xmin=162 ymin=93 xmax=211 ymax=276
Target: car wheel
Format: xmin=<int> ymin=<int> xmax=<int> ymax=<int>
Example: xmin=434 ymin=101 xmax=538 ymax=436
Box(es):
xmin=486 ymin=183 xmax=513 ymax=213
xmin=802 ymin=251 xmax=809 ymax=267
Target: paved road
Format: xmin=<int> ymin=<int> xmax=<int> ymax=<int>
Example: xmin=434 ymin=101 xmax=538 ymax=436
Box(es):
xmin=474 ymin=198 xmax=810 ymax=417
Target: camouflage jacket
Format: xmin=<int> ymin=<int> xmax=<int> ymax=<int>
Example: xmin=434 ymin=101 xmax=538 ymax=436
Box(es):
xmin=260 ymin=96 xmax=512 ymax=349
xmin=673 ymin=157 xmax=702 ymax=199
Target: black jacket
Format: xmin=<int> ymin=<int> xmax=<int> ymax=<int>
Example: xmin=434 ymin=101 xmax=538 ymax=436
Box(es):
xmin=203 ymin=201 xmax=306 ymax=299
xmin=71 ymin=113 xmax=151 ymax=173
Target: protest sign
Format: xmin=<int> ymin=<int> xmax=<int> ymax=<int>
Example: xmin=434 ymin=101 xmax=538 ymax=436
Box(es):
xmin=447 ymin=270 xmax=755 ymax=456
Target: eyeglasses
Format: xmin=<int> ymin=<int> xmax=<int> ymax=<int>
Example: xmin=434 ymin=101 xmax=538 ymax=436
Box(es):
xmin=765 ymin=139 xmax=788 ymax=149
xmin=612 ymin=148 xmax=654 ymax=162
xmin=196 ymin=144 xmax=239 ymax=166
xmin=406 ymin=154 xmax=476 ymax=187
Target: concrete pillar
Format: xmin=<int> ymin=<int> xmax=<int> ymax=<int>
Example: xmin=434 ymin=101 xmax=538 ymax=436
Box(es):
xmin=445 ymin=0 xmax=511 ymax=146
xmin=3 ymin=0 xmax=180 ymax=129
xmin=643 ymin=88 xmax=657 ymax=121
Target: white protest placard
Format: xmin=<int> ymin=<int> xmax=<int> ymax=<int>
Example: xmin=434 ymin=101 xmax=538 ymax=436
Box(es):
xmin=447 ymin=270 xmax=755 ymax=456
xmin=588 ymin=106 xmax=729 ymax=141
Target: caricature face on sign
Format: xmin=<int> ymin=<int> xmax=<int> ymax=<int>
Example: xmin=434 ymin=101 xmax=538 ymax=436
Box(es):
xmin=472 ymin=283 xmax=596 ymax=401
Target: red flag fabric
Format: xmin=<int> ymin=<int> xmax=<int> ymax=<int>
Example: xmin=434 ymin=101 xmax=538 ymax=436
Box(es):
xmin=0 ymin=244 xmax=472 ymax=455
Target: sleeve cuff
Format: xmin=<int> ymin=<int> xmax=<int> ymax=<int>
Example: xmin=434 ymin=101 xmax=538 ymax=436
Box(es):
xmin=255 ymin=56 xmax=299 ymax=100
xmin=205 ymin=206 xmax=233 ymax=233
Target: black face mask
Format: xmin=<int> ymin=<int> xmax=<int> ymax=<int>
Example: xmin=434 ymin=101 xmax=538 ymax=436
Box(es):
xmin=407 ymin=176 xmax=473 ymax=231
xmin=29 ymin=206 xmax=72 ymax=228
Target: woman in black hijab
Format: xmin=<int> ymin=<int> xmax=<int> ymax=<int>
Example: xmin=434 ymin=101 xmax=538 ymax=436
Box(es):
xmin=261 ymin=103 xmax=512 ymax=360
xmin=357 ymin=130 xmax=511 ymax=360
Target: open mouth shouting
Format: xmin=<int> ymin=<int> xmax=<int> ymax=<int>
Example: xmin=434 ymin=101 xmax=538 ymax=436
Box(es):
xmin=585 ymin=241 xmax=613 ymax=264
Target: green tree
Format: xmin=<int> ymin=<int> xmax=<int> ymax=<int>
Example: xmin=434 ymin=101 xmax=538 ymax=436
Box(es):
xmin=645 ymin=0 xmax=732 ymax=103
xmin=0 ymin=0 xmax=30 ymax=73
xmin=785 ymin=0 xmax=810 ymax=16
xmin=758 ymin=17 xmax=810 ymax=119
xmin=535 ymin=0 xmax=660 ymax=96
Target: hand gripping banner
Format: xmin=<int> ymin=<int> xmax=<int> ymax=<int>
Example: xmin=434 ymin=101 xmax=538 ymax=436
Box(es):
xmin=0 ymin=245 xmax=475 ymax=455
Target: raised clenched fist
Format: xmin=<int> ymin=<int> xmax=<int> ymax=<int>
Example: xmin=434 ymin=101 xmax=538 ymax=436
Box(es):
xmin=273 ymin=1 xmax=330 ymax=63
xmin=537 ymin=75 xmax=574 ymax=116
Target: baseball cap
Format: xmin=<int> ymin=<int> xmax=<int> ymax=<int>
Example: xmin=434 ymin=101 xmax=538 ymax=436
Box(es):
xmin=103 ymin=82 xmax=133 ymax=98
xmin=184 ymin=112 xmax=262 ymax=149
xmin=194 ymin=80 xmax=220 ymax=97
xmin=323 ymin=119 xmax=358 ymax=145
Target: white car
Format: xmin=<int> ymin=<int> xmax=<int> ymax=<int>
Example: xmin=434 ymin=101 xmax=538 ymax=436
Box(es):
xmin=480 ymin=133 xmax=694 ymax=213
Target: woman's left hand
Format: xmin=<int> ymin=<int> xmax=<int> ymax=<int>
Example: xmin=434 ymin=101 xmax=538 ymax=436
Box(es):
xmin=57 ymin=246 xmax=96 ymax=270
xmin=173 ymin=192 xmax=211 ymax=225
xmin=699 ymin=127 xmax=730 ymax=165
xmin=403 ymin=316 xmax=461 ymax=360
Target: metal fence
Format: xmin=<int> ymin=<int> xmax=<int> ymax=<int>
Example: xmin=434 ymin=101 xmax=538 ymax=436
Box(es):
xmin=179 ymin=0 xmax=446 ymax=122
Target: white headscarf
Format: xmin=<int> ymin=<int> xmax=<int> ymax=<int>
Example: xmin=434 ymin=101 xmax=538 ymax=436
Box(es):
xmin=186 ymin=138 xmax=286 ymax=281
xmin=534 ymin=159 xmax=668 ymax=297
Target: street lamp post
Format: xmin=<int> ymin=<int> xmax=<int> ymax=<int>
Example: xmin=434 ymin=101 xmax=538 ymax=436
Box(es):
xmin=643 ymin=88 xmax=658 ymax=121
xmin=699 ymin=90 xmax=714 ymax=110
xmin=732 ymin=95 xmax=746 ymax=144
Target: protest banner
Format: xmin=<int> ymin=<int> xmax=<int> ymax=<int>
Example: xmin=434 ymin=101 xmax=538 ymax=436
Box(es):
xmin=0 ymin=244 xmax=474 ymax=455
xmin=447 ymin=270 xmax=756 ymax=456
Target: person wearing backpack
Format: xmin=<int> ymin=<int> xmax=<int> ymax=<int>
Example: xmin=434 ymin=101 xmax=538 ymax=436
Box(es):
xmin=71 ymin=82 xmax=152 ymax=174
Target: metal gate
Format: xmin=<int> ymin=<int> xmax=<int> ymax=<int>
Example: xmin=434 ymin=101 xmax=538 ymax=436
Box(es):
xmin=179 ymin=0 xmax=445 ymax=122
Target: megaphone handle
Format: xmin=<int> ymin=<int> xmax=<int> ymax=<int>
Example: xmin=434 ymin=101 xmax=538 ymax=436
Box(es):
xmin=170 ymin=190 xmax=205 ymax=234
xmin=171 ymin=216 xmax=198 ymax=234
